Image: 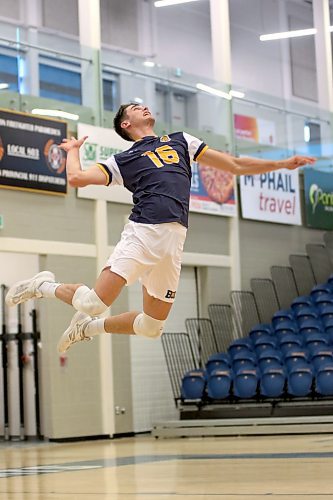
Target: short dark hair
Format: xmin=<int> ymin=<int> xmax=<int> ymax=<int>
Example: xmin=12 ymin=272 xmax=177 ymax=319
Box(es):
xmin=113 ymin=103 xmax=134 ymax=141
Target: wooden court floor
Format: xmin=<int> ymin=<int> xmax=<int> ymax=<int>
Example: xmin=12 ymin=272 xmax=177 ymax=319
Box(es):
xmin=0 ymin=433 xmax=333 ymax=499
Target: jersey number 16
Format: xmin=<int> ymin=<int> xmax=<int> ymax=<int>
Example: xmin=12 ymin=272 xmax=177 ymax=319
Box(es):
xmin=142 ymin=145 xmax=180 ymax=168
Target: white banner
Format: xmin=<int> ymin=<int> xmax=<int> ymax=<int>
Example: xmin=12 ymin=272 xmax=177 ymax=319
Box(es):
xmin=240 ymin=169 xmax=302 ymax=225
xmin=77 ymin=123 xmax=133 ymax=204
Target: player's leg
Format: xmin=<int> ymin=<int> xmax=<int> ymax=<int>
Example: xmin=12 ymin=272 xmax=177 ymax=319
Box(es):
xmin=57 ymin=285 xmax=172 ymax=353
xmin=91 ymin=284 xmax=172 ymax=336
xmin=5 ymin=269 xmax=120 ymax=314
xmin=57 ymin=222 xmax=184 ymax=352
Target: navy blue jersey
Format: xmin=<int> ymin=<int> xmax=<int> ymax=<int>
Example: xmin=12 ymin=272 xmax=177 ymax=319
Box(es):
xmin=97 ymin=132 xmax=208 ymax=228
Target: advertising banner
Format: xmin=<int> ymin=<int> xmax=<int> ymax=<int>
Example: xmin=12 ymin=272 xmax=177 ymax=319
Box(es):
xmin=0 ymin=108 xmax=67 ymax=194
xmin=190 ymin=162 xmax=236 ymax=216
xmin=240 ymin=169 xmax=302 ymax=225
xmin=78 ymin=123 xmax=237 ymax=216
xmin=234 ymin=114 xmax=276 ymax=146
xmin=304 ymin=168 xmax=333 ymax=230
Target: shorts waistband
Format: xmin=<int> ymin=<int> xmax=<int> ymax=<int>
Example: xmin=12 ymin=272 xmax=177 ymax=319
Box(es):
xmin=128 ymin=221 xmax=187 ymax=235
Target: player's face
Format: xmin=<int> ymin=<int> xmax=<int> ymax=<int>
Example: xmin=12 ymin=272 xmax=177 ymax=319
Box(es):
xmin=125 ymin=104 xmax=155 ymax=128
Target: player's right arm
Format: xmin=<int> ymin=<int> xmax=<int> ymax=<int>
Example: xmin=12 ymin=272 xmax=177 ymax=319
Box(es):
xmin=59 ymin=136 xmax=109 ymax=187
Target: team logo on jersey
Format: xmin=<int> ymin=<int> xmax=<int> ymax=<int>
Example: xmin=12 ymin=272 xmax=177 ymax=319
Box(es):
xmin=165 ymin=290 xmax=176 ymax=299
xmin=160 ymin=135 xmax=171 ymax=143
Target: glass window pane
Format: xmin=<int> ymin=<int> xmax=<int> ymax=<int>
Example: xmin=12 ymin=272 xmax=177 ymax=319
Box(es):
xmin=0 ymin=54 xmax=18 ymax=92
xmin=39 ymin=64 xmax=82 ymax=104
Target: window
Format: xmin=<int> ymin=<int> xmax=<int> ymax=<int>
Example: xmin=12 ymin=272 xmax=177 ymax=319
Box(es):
xmin=103 ymin=74 xmax=119 ymax=111
xmin=39 ymin=63 xmax=82 ymax=104
xmin=0 ymin=54 xmax=18 ymax=92
xmin=155 ymin=84 xmax=191 ymax=128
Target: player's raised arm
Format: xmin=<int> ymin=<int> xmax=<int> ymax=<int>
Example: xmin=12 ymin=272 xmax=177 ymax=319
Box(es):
xmin=198 ymin=147 xmax=316 ymax=175
xmin=59 ymin=136 xmax=109 ymax=188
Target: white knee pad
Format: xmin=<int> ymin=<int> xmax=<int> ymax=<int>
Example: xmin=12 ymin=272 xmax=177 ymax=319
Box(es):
xmin=72 ymin=286 xmax=108 ymax=316
xmin=133 ymin=312 xmax=164 ymax=339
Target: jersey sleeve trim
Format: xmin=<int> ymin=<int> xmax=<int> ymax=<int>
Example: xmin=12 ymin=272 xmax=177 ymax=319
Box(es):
xmin=96 ymin=163 xmax=112 ymax=186
xmin=194 ymin=144 xmax=209 ymax=161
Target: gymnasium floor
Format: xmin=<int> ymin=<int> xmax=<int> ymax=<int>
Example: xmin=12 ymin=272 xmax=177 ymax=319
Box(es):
xmin=0 ymin=434 xmax=333 ymax=499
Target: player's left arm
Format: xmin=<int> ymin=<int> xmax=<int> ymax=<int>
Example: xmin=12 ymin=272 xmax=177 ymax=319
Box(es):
xmin=198 ymin=148 xmax=316 ymax=175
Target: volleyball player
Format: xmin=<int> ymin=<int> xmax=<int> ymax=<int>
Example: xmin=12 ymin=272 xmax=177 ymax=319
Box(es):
xmin=5 ymin=103 xmax=316 ymax=352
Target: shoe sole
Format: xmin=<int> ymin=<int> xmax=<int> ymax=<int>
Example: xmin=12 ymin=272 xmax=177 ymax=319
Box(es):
xmin=5 ymin=271 xmax=55 ymax=307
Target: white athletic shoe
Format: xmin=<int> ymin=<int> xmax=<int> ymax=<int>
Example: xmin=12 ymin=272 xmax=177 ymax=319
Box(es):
xmin=57 ymin=311 xmax=93 ymax=354
xmin=5 ymin=271 xmax=56 ymax=307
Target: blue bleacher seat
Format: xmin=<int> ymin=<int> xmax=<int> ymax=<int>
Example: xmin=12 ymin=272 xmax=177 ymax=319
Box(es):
xmin=181 ymin=370 xmax=206 ymax=400
xmin=233 ymin=369 xmax=259 ymax=399
xmin=319 ymin=304 xmax=333 ymax=322
xmin=260 ymin=368 xmax=285 ymax=398
xmin=232 ymin=351 xmax=257 ymax=373
xmin=278 ymin=332 xmax=302 ymax=346
xmin=324 ymin=318 xmax=333 ymax=343
xmin=295 ymin=306 xmax=319 ymax=322
xmin=279 ymin=337 xmax=303 ymax=356
xmin=315 ymin=366 xmax=333 ymax=396
xmin=257 ymin=350 xmax=283 ymax=372
xmin=207 ymin=369 xmax=232 ymax=399
xmin=206 ymin=353 xmax=231 ymax=375
xmin=312 ymin=293 xmax=333 ymax=308
xmin=304 ymin=332 xmax=329 ymax=353
xmin=310 ymin=350 xmax=333 ymax=372
xmin=254 ymin=335 xmax=277 ymax=354
xmin=248 ymin=323 xmax=273 ymax=342
xmin=284 ymin=351 xmax=309 ymax=372
xmin=272 ymin=309 xmax=294 ymax=327
xmin=298 ymin=318 xmax=323 ymax=335
xmin=311 ymin=284 xmax=332 ymax=300
xmin=274 ymin=320 xmax=299 ymax=336
xmin=280 ymin=343 xmax=305 ymax=358
xmin=228 ymin=338 xmax=253 ymax=358
xmin=291 ymin=296 xmax=313 ymax=312
xmin=287 ymin=367 xmax=313 ymax=397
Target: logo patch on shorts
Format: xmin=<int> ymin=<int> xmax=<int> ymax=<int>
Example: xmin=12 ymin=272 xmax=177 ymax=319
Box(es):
xmin=165 ymin=290 xmax=176 ymax=299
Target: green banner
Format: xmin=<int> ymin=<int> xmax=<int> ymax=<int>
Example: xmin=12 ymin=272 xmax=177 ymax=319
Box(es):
xmin=304 ymin=168 xmax=333 ymax=230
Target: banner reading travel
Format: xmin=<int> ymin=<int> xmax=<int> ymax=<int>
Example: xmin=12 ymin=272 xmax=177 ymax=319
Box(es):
xmin=0 ymin=109 xmax=67 ymax=194
xmin=234 ymin=114 xmax=276 ymax=146
xmin=77 ymin=123 xmax=237 ymax=217
xmin=304 ymin=168 xmax=333 ymax=230
xmin=240 ymin=168 xmax=302 ymax=225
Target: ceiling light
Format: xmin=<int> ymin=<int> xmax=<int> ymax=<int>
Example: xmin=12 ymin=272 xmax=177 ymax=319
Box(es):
xmin=31 ymin=109 xmax=79 ymax=121
xmin=260 ymin=28 xmax=317 ymax=41
xmin=0 ymin=83 xmax=9 ymax=90
xmin=229 ymin=90 xmax=245 ymax=99
xmin=196 ymin=83 xmax=232 ymax=100
xmin=143 ymin=61 xmax=155 ymax=68
xmin=155 ymin=0 xmax=200 ymax=7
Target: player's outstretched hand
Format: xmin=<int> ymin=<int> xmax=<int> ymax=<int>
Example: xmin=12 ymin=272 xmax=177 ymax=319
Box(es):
xmin=283 ymin=155 xmax=316 ymax=170
xmin=59 ymin=136 xmax=88 ymax=152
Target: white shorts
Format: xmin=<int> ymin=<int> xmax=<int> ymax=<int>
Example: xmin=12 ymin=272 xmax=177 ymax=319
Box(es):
xmin=106 ymin=221 xmax=187 ymax=303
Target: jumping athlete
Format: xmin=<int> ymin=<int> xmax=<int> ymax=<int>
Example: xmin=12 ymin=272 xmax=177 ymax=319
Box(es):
xmin=5 ymin=103 xmax=316 ymax=353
